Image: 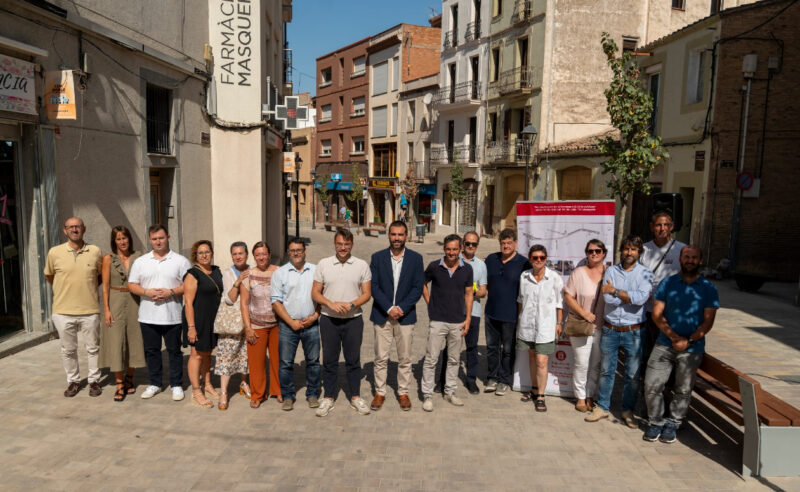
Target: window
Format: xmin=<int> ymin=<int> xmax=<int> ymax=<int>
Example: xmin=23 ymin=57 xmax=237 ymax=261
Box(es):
xmin=492 ymin=0 xmax=502 ymax=17
xmin=352 ymin=96 xmax=365 ymax=117
xmin=146 ymin=84 xmax=172 ymax=154
xmin=686 ymin=50 xmax=705 ymax=104
xmin=373 ymin=144 xmax=397 ymax=177
xmin=491 ymin=47 xmax=500 ymax=81
xmin=392 ymin=57 xmax=400 ymax=91
xmin=373 ymin=106 xmax=387 ymax=137
xmin=407 ymin=100 xmax=416 ymax=132
xmin=300 ymin=188 xmax=307 ymax=205
xmin=408 ymin=142 xmax=414 ymax=162
xmin=373 ymin=61 xmax=388 ymax=95
xmin=489 ymin=112 xmax=498 ymax=142
xmin=352 ymin=136 xmax=365 ymax=155
xmin=391 ymin=103 xmax=398 ymax=136
xmin=352 ymin=56 xmax=366 ymax=76
xmin=672 ymin=0 xmax=685 ymax=10
xmin=320 ymin=139 xmax=331 ymax=156
xmin=710 ymin=0 xmax=722 ymax=14
xmin=622 ymin=36 xmax=638 ymax=54
xmin=320 ymin=67 xmax=332 ymax=87
xmin=320 ymin=104 xmax=332 ymax=123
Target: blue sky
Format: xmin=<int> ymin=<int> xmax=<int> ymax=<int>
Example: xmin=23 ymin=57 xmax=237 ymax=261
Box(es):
xmin=287 ymin=0 xmax=441 ymax=96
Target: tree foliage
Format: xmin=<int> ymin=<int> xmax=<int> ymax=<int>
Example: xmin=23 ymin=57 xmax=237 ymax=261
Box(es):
xmin=347 ymin=163 xmax=364 ymax=226
xmin=315 ymin=173 xmax=331 ymax=204
xmin=449 ymin=150 xmax=468 ymax=233
xmin=598 ymin=32 xmax=668 ymax=249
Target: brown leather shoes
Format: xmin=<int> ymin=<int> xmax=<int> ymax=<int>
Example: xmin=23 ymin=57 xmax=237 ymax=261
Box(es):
xmin=398 ymin=394 xmax=412 ymax=411
xmin=64 ymin=382 xmax=80 ymax=397
xmin=88 ymin=382 xmax=102 ymax=397
xmin=370 ymin=394 xmax=385 ymax=411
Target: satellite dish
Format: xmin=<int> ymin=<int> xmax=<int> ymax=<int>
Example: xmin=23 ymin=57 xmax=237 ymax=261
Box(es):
xmin=422 ymin=93 xmax=432 ymax=106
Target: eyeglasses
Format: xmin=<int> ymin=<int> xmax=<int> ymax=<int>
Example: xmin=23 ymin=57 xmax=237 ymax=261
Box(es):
xmin=586 ymin=249 xmax=604 ymax=255
xmin=530 ymin=255 xmax=547 ymax=261
xmin=288 ymin=249 xmax=305 ymax=254
xmin=464 ymin=242 xmax=478 ymax=247
xmin=197 ymin=251 xmax=212 ymax=256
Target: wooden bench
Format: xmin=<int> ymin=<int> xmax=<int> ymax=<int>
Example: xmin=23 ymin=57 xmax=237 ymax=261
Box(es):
xmin=363 ymin=222 xmax=386 ymax=237
xmin=693 ymin=354 xmax=800 ymax=476
xmin=323 ymin=221 xmax=348 ymax=232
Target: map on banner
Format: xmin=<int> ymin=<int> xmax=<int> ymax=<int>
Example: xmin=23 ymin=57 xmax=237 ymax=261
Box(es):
xmin=513 ymin=200 xmax=616 ymax=396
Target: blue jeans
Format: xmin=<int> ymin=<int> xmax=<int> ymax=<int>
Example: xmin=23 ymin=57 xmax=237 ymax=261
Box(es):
xmin=597 ymin=326 xmax=643 ymax=412
xmin=278 ymin=321 xmax=321 ymax=401
xmin=485 ymin=317 xmax=517 ymax=385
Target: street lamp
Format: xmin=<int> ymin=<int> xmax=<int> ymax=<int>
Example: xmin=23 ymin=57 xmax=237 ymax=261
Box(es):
xmin=520 ymin=124 xmax=539 ymax=201
xmin=310 ymin=168 xmax=317 ymax=230
xmin=294 ymin=154 xmax=302 ymax=241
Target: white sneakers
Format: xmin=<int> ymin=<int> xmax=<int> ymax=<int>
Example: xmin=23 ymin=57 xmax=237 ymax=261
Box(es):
xmin=171 ymin=386 xmax=185 ymax=401
xmin=140 ymin=385 xmax=161 ymax=399
xmin=422 ymin=397 xmax=434 ymax=412
xmin=444 ymin=393 xmax=464 ymax=406
xmin=140 ymin=385 xmax=184 ymax=400
xmin=315 ymin=398 xmax=335 ymax=417
xmin=349 ymin=397 xmax=371 ymax=415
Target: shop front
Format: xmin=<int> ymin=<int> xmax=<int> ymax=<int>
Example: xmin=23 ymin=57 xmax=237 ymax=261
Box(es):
xmin=368 ymin=178 xmax=396 ymax=224
xmin=416 ymin=184 xmax=436 ymax=232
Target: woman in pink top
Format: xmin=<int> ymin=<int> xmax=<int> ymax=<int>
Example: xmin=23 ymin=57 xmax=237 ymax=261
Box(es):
xmin=563 ymin=239 xmax=607 ymax=412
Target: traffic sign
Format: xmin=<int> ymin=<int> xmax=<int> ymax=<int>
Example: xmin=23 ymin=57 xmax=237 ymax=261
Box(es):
xmin=737 ymin=171 xmax=754 ymax=191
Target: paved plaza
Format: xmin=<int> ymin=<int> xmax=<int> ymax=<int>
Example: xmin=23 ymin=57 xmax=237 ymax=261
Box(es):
xmin=1 ymin=225 xmax=799 ymax=491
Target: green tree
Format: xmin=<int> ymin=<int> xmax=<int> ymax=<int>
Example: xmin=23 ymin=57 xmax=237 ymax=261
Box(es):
xmin=347 ymin=163 xmax=364 ymax=228
xmin=315 ymin=173 xmax=331 ymax=222
xmin=598 ymin=32 xmax=668 ymax=257
xmin=449 ymin=150 xmax=468 ymax=234
xmin=400 ymin=162 xmax=419 ymax=238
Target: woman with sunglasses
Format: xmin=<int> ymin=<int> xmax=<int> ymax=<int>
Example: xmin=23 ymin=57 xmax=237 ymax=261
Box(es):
xmin=563 ymin=239 xmax=608 ymax=412
xmin=516 ymin=245 xmax=563 ymax=412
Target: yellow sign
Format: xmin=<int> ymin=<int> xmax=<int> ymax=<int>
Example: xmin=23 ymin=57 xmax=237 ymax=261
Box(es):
xmin=283 ymin=152 xmax=295 ymax=173
xmin=44 ymin=71 xmax=76 ymax=120
xmin=369 ymin=179 xmax=393 ymax=189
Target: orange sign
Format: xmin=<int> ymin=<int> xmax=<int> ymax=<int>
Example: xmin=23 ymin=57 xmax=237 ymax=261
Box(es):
xmin=44 ymin=71 xmax=76 ymax=120
xmin=283 ymin=152 xmax=295 ymax=173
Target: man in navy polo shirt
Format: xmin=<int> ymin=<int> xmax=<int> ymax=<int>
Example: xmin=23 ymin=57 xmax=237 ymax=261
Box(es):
xmin=420 ymin=234 xmax=473 ymax=412
xmin=484 ymin=228 xmax=531 ymax=395
xmin=642 ymin=245 xmax=719 ymax=444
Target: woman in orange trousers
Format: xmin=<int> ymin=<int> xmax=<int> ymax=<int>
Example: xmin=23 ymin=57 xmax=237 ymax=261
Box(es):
xmin=240 ymin=241 xmax=282 ymax=408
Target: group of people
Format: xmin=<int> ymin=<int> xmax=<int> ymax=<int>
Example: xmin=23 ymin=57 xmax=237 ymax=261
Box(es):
xmin=46 ymin=211 xmax=718 ymax=443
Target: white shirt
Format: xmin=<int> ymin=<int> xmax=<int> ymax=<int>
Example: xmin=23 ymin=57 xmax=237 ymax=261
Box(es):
xmin=641 ymin=238 xmax=686 ymax=312
xmin=128 ymin=250 xmax=191 ymax=325
xmin=517 ymin=267 xmax=563 ymax=343
xmin=390 ymin=249 xmax=404 ymax=307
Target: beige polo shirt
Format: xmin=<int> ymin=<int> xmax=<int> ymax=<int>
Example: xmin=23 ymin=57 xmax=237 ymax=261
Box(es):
xmin=313 ymin=254 xmax=371 ymax=318
xmin=44 ymin=242 xmax=102 ymax=315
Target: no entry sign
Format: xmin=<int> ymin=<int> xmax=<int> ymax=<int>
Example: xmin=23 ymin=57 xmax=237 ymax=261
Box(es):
xmin=737 ymin=171 xmax=754 ymax=191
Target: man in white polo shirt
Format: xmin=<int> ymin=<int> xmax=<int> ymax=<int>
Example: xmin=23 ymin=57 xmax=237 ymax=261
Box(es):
xmin=127 ymin=224 xmax=191 ymax=401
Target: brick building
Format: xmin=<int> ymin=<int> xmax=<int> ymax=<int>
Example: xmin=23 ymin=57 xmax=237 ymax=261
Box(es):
xmin=313 ymin=37 xmax=371 ymax=225
xmin=640 ymin=0 xmax=800 ymax=281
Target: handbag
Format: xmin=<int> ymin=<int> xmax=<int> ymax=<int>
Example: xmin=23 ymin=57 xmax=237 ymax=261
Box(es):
xmin=564 ymin=269 xmax=604 ymax=337
xmin=213 ymin=298 xmax=244 ymax=336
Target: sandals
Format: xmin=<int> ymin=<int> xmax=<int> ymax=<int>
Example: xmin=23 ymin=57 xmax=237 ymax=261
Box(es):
xmin=250 ymin=399 xmax=261 ymax=409
xmin=520 ymin=386 xmax=538 ymax=402
xmin=113 ymin=382 xmax=126 ymax=402
xmin=204 ymin=385 xmax=220 ymax=399
xmin=191 ymin=387 xmax=213 ymax=408
xmin=124 ymin=373 xmax=136 ymax=394
xmin=218 ymin=392 xmax=229 ymax=411
xmin=240 ymin=381 xmax=251 ymax=398
xmin=534 ymin=396 xmax=547 ymax=412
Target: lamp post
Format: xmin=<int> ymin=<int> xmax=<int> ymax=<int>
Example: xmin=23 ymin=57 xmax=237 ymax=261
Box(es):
xmin=294 ymin=153 xmax=302 ymax=240
xmin=520 ymin=124 xmax=539 ymax=201
xmin=310 ymin=168 xmax=317 ymax=230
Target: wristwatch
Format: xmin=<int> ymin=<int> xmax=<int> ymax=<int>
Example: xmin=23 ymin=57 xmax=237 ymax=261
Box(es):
xmin=613 ymin=288 xmax=619 ymax=298
xmin=349 ymin=302 xmax=356 ymax=311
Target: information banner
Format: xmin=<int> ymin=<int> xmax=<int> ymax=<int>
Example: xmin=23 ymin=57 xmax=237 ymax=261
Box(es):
xmin=44 ymin=70 xmax=76 ymax=120
xmin=0 ymin=54 xmax=36 ymax=115
xmin=513 ymin=200 xmax=615 ymax=397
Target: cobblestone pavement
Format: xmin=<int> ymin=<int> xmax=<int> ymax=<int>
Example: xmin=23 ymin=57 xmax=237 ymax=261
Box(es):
xmin=1 ymin=226 xmax=798 ymax=491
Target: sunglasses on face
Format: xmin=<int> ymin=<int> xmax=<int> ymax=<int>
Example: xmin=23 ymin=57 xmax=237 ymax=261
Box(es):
xmin=530 ymin=256 xmax=546 ymax=261
xmin=586 ymin=249 xmax=604 ymax=255
xmin=464 ymin=242 xmax=478 ymax=247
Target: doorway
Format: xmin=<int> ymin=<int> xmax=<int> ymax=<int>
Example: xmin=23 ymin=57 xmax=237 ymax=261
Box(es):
xmin=0 ymin=141 xmax=23 ymax=340
xmin=677 ymin=187 xmax=694 ymax=244
xmin=149 ymin=170 xmax=163 ymax=226
xmin=559 ymin=166 xmax=592 ymax=200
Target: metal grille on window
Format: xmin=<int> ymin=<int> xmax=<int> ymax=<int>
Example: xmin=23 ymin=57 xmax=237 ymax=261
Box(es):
xmin=146 ymin=84 xmax=171 ymax=155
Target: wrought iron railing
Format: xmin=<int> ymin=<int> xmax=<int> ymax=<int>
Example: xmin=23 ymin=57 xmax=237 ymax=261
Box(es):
xmin=443 ymin=30 xmax=457 ymax=49
xmin=486 ymin=139 xmax=529 ymax=163
xmin=433 ymin=81 xmax=483 ymax=106
xmin=464 ymin=21 xmax=481 ymax=42
xmin=489 ymin=66 xmax=541 ymax=97
xmin=511 ymin=0 xmax=533 ymax=23
xmin=431 ymin=144 xmax=482 ymax=164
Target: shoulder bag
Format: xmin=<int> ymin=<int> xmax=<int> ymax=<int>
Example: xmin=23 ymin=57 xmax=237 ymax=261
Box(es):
xmin=564 ymin=269 xmax=604 ymax=337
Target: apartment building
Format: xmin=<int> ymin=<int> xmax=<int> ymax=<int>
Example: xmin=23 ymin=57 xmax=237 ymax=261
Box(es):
xmin=288 ymin=93 xmax=316 ymax=226
xmin=313 ymin=38 xmax=370 ymax=225
xmin=432 ymin=0 xmax=491 ymax=234
xmin=639 ymin=0 xmax=800 ymax=281
xmin=0 ymin=0 xmax=292 ymax=343
xmin=367 ymin=23 xmax=440 ymax=225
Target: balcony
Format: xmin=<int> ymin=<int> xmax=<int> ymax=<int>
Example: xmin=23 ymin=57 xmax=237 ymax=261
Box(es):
xmin=464 ymin=21 xmax=481 ymax=42
xmin=407 ymin=160 xmax=434 ymax=181
xmin=433 ymin=81 xmax=482 ymax=109
xmin=443 ymin=30 xmax=457 ymax=49
xmin=512 ymin=0 xmax=533 ymax=24
xmin=431 ymin=144 xmax=482 ymax=164
xmin=486 ymin=139 xmax=530 ymax=164
xmin=488 ymin=66 xmax=541 ymax=99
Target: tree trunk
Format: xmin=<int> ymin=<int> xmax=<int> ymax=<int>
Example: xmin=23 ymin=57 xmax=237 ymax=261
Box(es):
xmin=455 ymin=200 xmax=460 ymax=235
xmin=614 ymin=197 xmax=628 ymax=263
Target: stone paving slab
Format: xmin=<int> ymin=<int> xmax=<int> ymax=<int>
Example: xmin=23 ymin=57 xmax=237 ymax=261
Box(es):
xmin=1 ymin=226 xmax=799 ymax=490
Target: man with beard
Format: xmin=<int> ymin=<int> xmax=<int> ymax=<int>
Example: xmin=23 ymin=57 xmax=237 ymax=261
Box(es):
xmin=642 ymin=246 xmax=719 ymax=443
xmin=368 ymin=221 xmax=424 ymax=411
xmin=586 ymin=235 xmax=653 ymax=425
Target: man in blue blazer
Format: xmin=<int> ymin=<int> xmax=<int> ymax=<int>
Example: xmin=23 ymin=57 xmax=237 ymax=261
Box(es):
xmin=369 ymin=220 xmax=424 ymax=411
